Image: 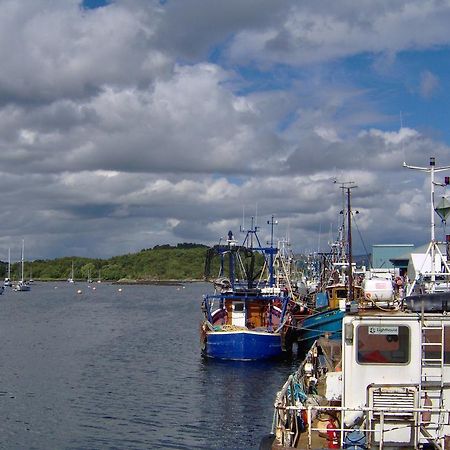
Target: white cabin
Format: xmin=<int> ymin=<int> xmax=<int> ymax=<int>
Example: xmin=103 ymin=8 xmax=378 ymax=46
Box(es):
xmin=341 ymin=308 xmax=450 ymax=448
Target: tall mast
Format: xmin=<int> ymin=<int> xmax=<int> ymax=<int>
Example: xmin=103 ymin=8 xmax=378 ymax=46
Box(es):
xmin=404 ymin=157 xmax=450 ymax=293
xmin=341 ymin=183 xmax=356 ymax=302
xmin=347 ymin=186 xmax=354 ymax=302
xmin=21 ymin=239 xmax=24 ymax=283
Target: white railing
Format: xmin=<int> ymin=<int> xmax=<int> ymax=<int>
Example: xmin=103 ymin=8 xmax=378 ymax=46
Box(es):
xmin=273 ymin=403 xmax=450 ymax=449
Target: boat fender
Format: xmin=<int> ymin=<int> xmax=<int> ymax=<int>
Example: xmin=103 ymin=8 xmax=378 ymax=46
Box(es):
xmin=365 ymin=292 xmax=371 ymax=299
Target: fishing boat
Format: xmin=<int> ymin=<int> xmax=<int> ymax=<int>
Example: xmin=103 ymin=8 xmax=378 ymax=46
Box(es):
xmin=200 ymin=218 xmax=293 ymax=361
xmin=267 ymin=158 xmax=450 ymax=449
xmin=299 ymin=183 xmax=363 ymax=352
xmin=13 ymin=240 xmax=30 ymax=292
xmin=269 ymin=292 xmax=450 ymax=449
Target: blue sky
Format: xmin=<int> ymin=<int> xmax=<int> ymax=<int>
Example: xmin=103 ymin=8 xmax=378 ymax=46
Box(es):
xmin=82 ymin=0 xmax=110 ymax=9
xmin=0 ymin=0 xmax=450 ymax=259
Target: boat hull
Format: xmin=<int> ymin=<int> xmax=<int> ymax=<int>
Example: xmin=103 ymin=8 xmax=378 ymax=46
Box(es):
xmin=300 ymin=308 xmax=344 ymax=351
xmin=203 ymin=330 xmax=283 ymax=361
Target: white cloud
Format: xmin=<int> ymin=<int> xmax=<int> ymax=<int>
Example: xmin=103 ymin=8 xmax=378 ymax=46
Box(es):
xmin=0 ymin=0 xmax=448 ymax=259
xmin=419 ymin=70 xmax=439 ymax=98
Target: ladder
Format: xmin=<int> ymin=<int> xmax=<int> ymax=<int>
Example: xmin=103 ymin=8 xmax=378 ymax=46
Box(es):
xmin=420 ymin=318 xmax=445 ymax=448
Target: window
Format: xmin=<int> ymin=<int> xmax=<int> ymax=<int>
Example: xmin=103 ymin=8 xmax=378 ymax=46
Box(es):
xmin=357 ymin=325 xmax=410 ymax=364
xmin=423 ymin=326 xmax=450 ymax=364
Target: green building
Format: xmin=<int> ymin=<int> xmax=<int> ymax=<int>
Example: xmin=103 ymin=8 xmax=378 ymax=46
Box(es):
xmin=372 ymin=244 xmax=415 ymax=270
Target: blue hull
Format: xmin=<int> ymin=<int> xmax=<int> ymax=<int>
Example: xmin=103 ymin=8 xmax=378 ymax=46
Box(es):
xmin=300 ymin=308 xmax=344 ymax=351
xmin=204 ymin=330 xmax=283 ymax=361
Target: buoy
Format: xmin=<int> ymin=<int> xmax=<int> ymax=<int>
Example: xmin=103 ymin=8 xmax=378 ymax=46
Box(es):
xmin=77 ymin=289 xmax=82 ymax=294
xmin=92 ymin=286 xmax=96 ymax=290
xmin=118 ymin=288 xmax=122 ymax=292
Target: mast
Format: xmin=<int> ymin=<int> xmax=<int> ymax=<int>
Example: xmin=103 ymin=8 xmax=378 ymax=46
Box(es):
xmin=7 ymin=248 xmax=10 ymax=279
xmin=336 ymin=181 xmax=357 ymax=301
xmin=267 ymin=215 xmax=278 ymax=287
xmin=404 ymin=157 xmax=450 ymax=293
xmin=347 ymin=186 xmax=354 ymax=302
xmin=21 ymin=239 xmax=24 ymax=283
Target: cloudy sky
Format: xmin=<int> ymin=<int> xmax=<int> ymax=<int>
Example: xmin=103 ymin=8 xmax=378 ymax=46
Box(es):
xmin=1 ymin=0 xmax=450 ymax=261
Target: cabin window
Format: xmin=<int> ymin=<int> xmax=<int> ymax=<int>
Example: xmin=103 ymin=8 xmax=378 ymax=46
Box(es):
xmin=357 ymin=325 xmax=410 ymax=364
xmin=336 ymin=289 xmax=347 ymax=299
xmin=424 ymin=327 xmax=450 ymax=364
xmin=233 ymin=302 xmax=244 ymax=312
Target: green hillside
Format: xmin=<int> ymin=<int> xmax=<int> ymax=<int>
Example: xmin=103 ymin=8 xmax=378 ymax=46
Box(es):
xmin=0 ymin=243 xmax=210 ymax=282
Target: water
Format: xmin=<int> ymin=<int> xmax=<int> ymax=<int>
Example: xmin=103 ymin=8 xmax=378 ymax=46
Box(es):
xmin=0 ymin=282 xmax=296 ymax=449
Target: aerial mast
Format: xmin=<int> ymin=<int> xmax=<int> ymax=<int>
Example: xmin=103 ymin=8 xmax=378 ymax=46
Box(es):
xmin=403 ymin=157 xmax=450 ymax=293
xmin=341 ymin=182 xmax=357 ymax=302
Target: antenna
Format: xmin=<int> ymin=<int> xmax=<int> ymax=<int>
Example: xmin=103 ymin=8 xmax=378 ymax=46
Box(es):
xmin=404 ymin=157 xmax=450 ymax=294
xmin=240 ymin=205 xmax=246 ymax=232
xmin=400 ymin=111 xmax=406 ymax=162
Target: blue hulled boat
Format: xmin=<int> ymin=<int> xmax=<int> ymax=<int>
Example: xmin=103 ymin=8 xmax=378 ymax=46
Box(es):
xmin=200 ymin=220 xmax=293 ymax=361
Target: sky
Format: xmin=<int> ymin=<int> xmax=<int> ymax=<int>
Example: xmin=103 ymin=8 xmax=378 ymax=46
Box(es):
xmin=1 ymin=0 xmax=450 ymax=261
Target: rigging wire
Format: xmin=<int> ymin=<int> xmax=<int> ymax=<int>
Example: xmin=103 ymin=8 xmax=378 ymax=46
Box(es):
xmin=352 ymin=211 xmax=372 ymax=269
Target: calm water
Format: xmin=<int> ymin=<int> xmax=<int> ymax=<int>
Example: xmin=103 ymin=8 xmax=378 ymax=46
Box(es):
xmin=0 ymin=282 xmax=295 ymax=449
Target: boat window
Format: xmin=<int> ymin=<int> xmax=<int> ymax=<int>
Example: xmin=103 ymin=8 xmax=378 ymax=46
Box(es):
xmin=233 ymin=302 xmax=244 ymax=312
xmin=424 ymin=327 xmax=450 ymax=365
xmin=357 ymin=325 xmax=410 ymax=364
xmin=336 ymin=289 xmax=347 ymax=299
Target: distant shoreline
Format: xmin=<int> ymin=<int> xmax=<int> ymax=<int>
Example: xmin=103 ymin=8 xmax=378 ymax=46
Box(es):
xmin=10 ymin=279 xmax=204 ymax=285
xmin=112 ymin=279 xmax=202 ymax=286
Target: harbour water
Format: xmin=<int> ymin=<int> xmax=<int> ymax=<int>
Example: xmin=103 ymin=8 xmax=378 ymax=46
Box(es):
xmin=0 ymin=282 xmax=295 ymax=449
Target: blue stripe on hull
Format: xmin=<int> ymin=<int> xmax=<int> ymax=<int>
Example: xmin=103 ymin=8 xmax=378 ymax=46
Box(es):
xmin=301 ymin=308 xmax=344 ymax=350
xmin=204 ymin=331 xmax=282 ymax=361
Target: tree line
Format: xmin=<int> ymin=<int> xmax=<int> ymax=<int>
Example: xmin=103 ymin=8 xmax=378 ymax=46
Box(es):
xmin=0 ymin=244 xmax=209 ymax=281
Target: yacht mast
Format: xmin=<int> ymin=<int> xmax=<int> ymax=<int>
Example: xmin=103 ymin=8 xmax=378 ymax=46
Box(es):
xmin=21 ymin=239 xmax=25 ymax=283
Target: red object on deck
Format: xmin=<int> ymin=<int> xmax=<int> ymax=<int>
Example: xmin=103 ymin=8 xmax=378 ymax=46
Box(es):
xmin=326 ymin=419 xmax=339 ymax=448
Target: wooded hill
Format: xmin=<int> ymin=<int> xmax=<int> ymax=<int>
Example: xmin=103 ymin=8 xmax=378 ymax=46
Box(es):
xmin=0 ymin=243 xmax=209 ymax=282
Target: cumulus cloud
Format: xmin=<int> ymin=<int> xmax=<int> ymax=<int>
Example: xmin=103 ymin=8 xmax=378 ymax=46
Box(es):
xmin=0 ymin=0 xmax=448 ymax=259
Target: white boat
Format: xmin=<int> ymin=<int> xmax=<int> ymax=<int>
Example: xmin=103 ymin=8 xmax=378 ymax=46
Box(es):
xmin=268 ymin=157 xmax=450 ymax=449
xmin=270 ymin=295 xmax=450 ymax=449
xmin=4 ymin=248 xmax=12 ymax=287
xmin=13 ymin=240 xmax=30 ymax=292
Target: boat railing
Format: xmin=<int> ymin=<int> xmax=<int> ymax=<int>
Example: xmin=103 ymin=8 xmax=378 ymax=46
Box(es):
xmin=272 ymin=402 xmax=450 ymax=449
xmin=204 ymin=292 xmax=284 ymax=302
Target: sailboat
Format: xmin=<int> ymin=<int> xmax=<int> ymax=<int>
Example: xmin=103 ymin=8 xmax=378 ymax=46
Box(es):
xmin=13 ymin=240 xmax=30 ymax=292
xmin=4 ymin=248 xmax=12 ymax=287
xmin=67 ymin=261 xmax=74 ymax=283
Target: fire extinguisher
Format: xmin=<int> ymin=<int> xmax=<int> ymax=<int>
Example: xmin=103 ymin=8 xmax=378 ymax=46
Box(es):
xmin=326 ymin=418 xmax=339 ymax=449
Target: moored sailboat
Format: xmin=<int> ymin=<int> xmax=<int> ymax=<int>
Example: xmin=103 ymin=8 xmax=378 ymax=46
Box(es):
xmin=67 ymin=261 xmax=75 ymax=283
xmin=13 ymin=240 xmax=30 ymax=292
xmin=4 ymin=248 xmax=12 ymax=287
